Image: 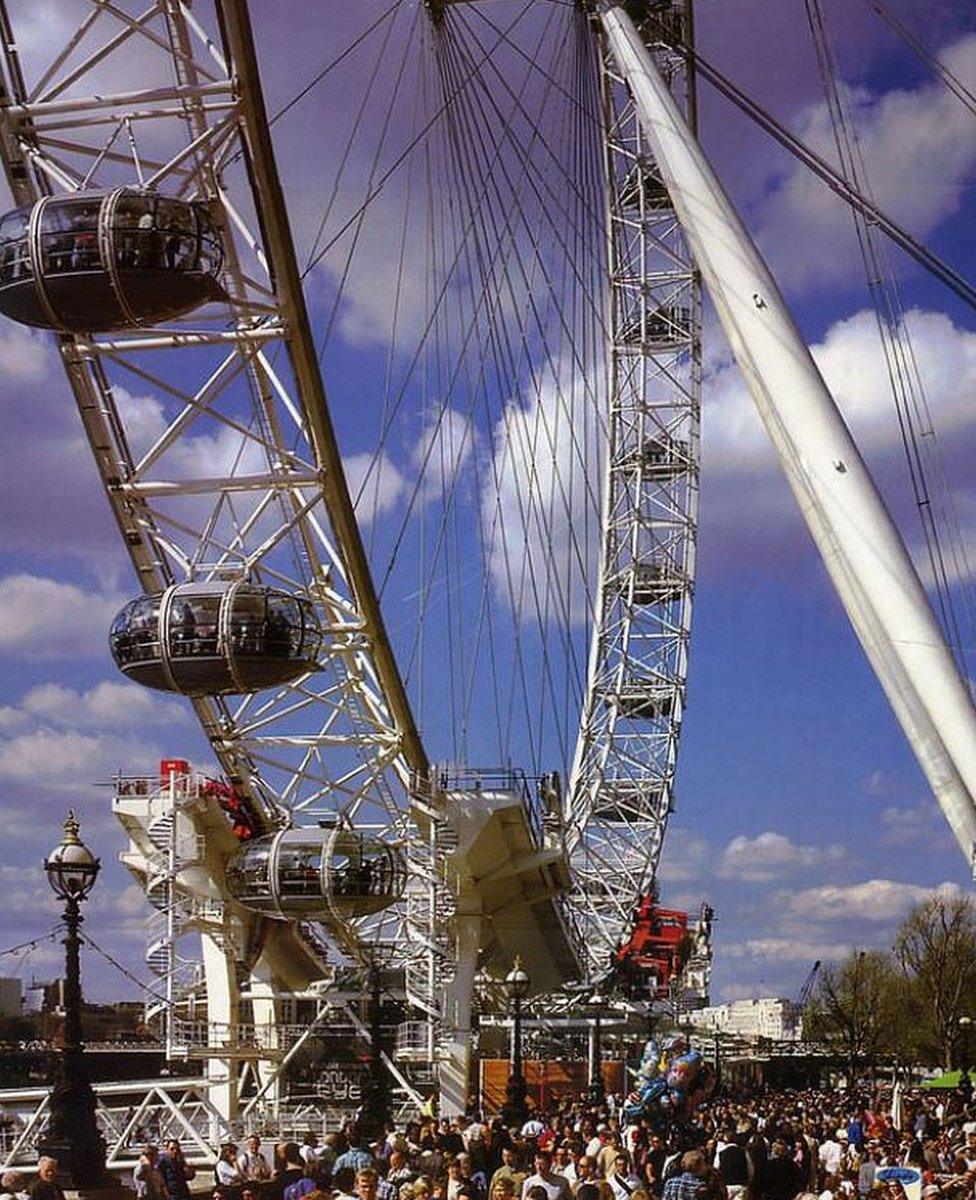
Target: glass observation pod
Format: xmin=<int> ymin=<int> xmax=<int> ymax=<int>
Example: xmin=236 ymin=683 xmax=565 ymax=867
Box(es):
xmin=109 ymin=581 xmax=323 ymax=696
xmin=0 ymin=189 xmax=224 ymax=332
xmin=225 ymin=827 xmax=407 ymax=921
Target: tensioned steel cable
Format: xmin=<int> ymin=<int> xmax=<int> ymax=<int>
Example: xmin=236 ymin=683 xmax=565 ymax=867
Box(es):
xmin=445 ymin=11 xmax=606 ymax=582
xmin=376 ymin=2 xmax=597 ymax=768
xmin=311 ymin=7 xmax=422 ymax=355
xmin=423 ymin=7 xmax=577 ymax=766
xmin=451 ymin=4 xmax=608 ymax=764
xmin=434 ymin=9 xmax=600 ymax=767
xmin=363 ymin=7 xmax=566 ymax=757
xmin=300 ymin=0 xmax=541 ymax=282
xmin=332 ymin=9 xmax=556 ymax=549
xmin=863 ymin=0 xmax=976 ymax=119
xmin=688 ymin=43 xmax=976 ymax=314
xmin=805 ymin=0 xmax=976 ymax=684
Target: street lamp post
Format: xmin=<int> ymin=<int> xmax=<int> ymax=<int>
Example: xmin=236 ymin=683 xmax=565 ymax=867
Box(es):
xmin=38 ymin=812 xmax=106 ymax=1189
xmin=501 ymin=956 xmax=530 ymax=1128
xmin=585 ymin=992 xmax=606 ymax=1105
xmin=959 ymin=1015 xmax=973 ymax=1082
xmin=356 ymin=966 xmax=391 ymax=1145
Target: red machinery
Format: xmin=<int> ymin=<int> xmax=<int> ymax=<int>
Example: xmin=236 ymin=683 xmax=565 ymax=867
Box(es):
xmin=158 ymin=759 xmax=258 ymax=841
xmin=613 ymin=893 xmax=692 ymax=1000
xmin=201 ymin=776 xmax=259 ymax=841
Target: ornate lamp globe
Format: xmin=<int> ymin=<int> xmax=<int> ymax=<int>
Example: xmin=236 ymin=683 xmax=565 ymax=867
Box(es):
xmin=505 ymin=955 xmax=530 ymax=1001
xmin=45 ymin=812 xmax=100 ymax=901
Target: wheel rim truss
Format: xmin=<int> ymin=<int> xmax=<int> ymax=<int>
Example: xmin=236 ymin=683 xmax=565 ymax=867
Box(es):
xmin=567 ymin=6 xmax=702 ymax=979
xmin=0 ymin=0 xmax=425 ymax=970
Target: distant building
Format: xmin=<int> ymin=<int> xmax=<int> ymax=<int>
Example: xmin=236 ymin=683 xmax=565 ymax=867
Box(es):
xmin=38 ymin=978 xmax=66 ymax=1015
xmin=0 ymin=977 xmax=22 ymax=1019
xmin=686 ymin=996 xmax=799 ymax=1041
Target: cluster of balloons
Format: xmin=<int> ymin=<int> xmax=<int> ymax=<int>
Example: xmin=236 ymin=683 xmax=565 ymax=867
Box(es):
xmin=622 ymin=1034 xmax=716 ymax=1130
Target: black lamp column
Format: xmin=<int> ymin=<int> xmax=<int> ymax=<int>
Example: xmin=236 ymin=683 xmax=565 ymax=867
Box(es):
xmin=501 ymin=956 xmax=529 ymax=1128
xmin=39 ymin=812 xmax=106 ymax=1189
xmin=356 ymin=966 xmax=391 ymax=1145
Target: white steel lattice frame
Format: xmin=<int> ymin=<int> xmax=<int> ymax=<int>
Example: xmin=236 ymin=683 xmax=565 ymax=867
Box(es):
xmin=0 ymin=0 xmax=428 ymax=965
xmin=568 ymin=4 xmax=701 ymax=975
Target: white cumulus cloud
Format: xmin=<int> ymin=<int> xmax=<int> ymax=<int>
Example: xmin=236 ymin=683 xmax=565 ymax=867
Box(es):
xmin=757 ymin=34 xmax=976 ymax=292
xmin=701 ymin=306 xmax=976 ymax=577
xmin=0 ymin=574 xmax=123 ymax=660
xmin=482 ymin=358 xmax=604 ymax=626
xmin=0 ymin=727 xmax=155 ymax=790
xmin=719 ymin=831 xmax=846 ymax=882
xmin=344 ymin=451 xmax=409 ymax=526
xmin=412 ymin=407 xmax=476 ymax=500
xmin=20 ymin=681 xmax=188 ymax=731
xmin=779 ymin=878 xmax=962 ymax=924
xmin=880 ymin=801 xmax=954 ymax=849
xmin=726 ymin=937 xmax=851 ymax=963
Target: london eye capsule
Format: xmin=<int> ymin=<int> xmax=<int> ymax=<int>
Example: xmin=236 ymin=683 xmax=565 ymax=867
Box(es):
xmin=225 ymin=827 xmax=406 ymax=921
xmin=109 ymin=581 xmax=323 ymax=696
xmin=0 ymin=189 xmax=224 ymax=332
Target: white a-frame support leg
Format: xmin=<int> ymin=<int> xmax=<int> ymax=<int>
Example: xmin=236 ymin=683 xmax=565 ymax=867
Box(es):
xmin=598 ymin=0 xmax=976 ymax=866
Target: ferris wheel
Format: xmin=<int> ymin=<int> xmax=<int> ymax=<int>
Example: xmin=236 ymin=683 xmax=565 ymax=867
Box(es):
xmin=0 ymin=0 xmax=701 ymax=1114
xmin=1 ymin=0 xmax=974 ymax=1124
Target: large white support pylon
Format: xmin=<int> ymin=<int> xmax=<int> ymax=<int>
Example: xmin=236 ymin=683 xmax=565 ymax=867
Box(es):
xmin=598 ymin=1 xmax=976 ymax=869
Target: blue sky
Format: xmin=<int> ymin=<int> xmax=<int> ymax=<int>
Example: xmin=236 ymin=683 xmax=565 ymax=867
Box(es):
xmin=0 ymin=0 xmax=975 ymax=1009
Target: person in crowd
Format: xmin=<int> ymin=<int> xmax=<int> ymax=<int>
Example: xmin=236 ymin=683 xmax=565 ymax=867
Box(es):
xmin=714 ymin=1127 xmax=751 ymax=1200
xmin=492 ymin=1147 xmax=527 ymax=1196
xmin=134 ymin=1144 xmax=170 ymax=1200
xmin=818 ymin=1135 xmax=843 ymax=1182
xmin=284 ymin=1160 xmax=329 ymax=1200
xmin=0 ymin=1172 xmax=29 ymax=1200
xmin=388 ymin=1150 xmax=415 ymax=1192
xmin=216 ymin=1143 xmax=246 ymax=1200
xmin=159 ymin=1139 xmax=195 ymax=1200
xmin=607 ymin=1154 xmax=641 ymax=1200
xmin=760 ymin=1140 xmax=802 ymax=1200
xmin=333 ymin=1168 xmax=360 ymax=1200
xmin=300 ymin=1135 xmax=324 ymax=1167
xmin=336 ymin=1136 xmax=374 ymax=1176
xmin=356 ymin=1169 xmax=386 ymax=1200
xmin=274 ymin=1144 xmax=307 ymax=1199
xmin=662 ymin=1150 xmax=708 ymax=1200
xmin=491 ymin=1179 xmax=518 ymax=1200
xmin=28 ymin=1160 xmax=64 ymax=1200
xmin=553 ymin=1148 xmax=577 ymax=1189
xmin=574 ymin=1157 xmax=599 ymax=1198
xmin=597 ymin=1139 xmax=624 ymax=1183
xmin=457 ymin=1154 xmax=488 ymax=1200
xmin=522 ymin=1152 xmax=570 ymax=1200
xmin=239 ymin=1137 xmax=273 ymax=1189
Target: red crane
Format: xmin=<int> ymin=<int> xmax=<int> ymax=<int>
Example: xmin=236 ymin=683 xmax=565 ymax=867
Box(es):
xmin=612 ymin=893 xmax=693 ymax=1000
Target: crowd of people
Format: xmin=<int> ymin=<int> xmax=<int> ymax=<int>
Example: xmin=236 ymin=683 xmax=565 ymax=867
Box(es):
xmin=2 ymin=1079 xmax=974 ymax=1200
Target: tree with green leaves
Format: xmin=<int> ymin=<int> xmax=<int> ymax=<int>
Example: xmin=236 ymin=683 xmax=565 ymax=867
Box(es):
xmin=805 ymin=949 xmax=908 ymax=1076
xmin=894 ymin=893 xmax=976 ymax=1069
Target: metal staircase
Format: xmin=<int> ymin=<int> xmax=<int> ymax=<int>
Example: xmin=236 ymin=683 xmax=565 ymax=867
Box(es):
xmin=115 ymin=772 xmax=232 ymax=1056
xmin=402 ymin=805 xmax=457 ymax=1054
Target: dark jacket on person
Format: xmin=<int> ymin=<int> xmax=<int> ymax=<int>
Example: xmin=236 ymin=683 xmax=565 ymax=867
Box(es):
xmin=759 ymin=1155 xmax=800 ymax=1200
xmin=29 ymin=1183 xmax=65 ymax=1200
xmin=717 ymin=1144 xmax=750 ymax=1188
